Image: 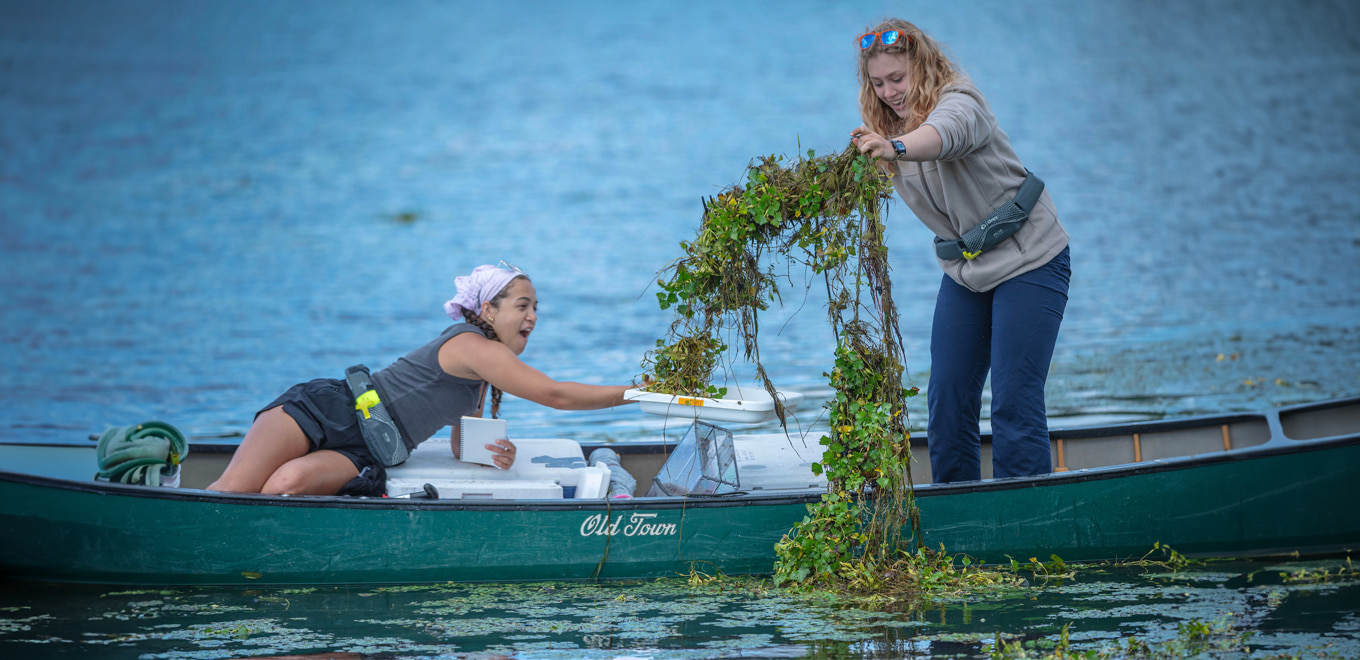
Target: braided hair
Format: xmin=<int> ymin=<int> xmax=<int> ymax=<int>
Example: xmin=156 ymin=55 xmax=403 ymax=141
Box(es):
xmin=459 ymin=274 xmax=528 ymax=419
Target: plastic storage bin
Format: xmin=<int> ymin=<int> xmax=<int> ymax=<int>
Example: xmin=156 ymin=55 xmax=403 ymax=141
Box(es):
xmin=646 ymin=421 xmax=740 ymax=496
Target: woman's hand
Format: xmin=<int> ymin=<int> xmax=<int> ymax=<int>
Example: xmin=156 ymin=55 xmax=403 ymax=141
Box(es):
xmin=851 ymin=126 xmax=897 ymax=162
xmin=851 ymin=124 xmax=943 ymax=162
xmin=487 ymin=438 xmax=517 ymax=470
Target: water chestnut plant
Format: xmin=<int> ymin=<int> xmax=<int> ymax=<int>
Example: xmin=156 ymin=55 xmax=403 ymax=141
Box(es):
xmin=640 ymin=144 xmax=926 ymax=587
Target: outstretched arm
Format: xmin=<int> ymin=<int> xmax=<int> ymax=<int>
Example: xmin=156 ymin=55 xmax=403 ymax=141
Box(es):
xmin=439 ymin=333 xmax=633 ymax=411
xmin=851 ymin=123 xmax=942 ymax=162
xmin=853 ymin=88 xmax=995 ymax=163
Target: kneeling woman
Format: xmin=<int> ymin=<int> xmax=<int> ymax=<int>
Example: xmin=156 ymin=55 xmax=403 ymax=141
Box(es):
xmin=209 ymin=263 xmax=635 ymax=496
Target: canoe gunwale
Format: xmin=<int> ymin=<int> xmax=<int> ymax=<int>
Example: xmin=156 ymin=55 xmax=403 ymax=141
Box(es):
xmin=0 ymin=469 xmax=826 ymax=510
xmin=3 ymin=425 xmax=1356 ymax=508
xmin=1 ymin=395 xmax=1355 ymax=508
xmin=913 ymin=430 xmax=1360 ymax=497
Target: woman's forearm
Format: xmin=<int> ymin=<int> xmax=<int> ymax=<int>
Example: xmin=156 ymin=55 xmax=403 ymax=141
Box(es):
xmin=894 ymin=123 xmax=943 ymax=161
xmin=537 ymin=382 xmax=633 ymax=411
xmin=853 ymin=123 xmax=942 ymax=163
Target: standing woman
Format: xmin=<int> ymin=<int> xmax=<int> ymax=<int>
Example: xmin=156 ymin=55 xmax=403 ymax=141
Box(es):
xmin=209 ymin=263 xmax=635 ymax=496
xmin=850 ymin=19 xmax=1071 ymax=483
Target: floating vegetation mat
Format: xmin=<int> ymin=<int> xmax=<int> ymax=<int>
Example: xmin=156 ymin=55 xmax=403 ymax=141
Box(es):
xmin=2 ymin=558 xmax=1357 ymax=659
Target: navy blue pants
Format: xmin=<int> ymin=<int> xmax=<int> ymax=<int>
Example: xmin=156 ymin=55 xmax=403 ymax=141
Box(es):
xmin=927 ymin=247 xmax=1071 ymax=483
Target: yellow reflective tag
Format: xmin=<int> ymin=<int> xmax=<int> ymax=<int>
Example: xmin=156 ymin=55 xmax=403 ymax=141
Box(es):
xmin=962 ymin=249 xmax=982 ymax=260
xmin=355 ymin=390 xmax=381 ymax=419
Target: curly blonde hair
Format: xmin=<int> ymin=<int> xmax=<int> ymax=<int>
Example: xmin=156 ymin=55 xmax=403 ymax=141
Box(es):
xmin=857 ymin=18 xmax=963 ymax=137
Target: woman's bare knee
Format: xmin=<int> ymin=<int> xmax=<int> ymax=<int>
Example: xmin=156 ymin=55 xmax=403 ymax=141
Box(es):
xmin=261 ymin=464 xmax=312 ymax=495
xmin=261 ymin=452 xmax=358 ymax=496
xmin=209 ymin=407 xmax=311 ymax=493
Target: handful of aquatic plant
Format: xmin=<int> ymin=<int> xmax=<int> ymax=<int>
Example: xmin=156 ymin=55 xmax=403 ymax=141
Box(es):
xmin=641 ymin=145 xmax=894 ymax=400
xmin=639 ymin=142 xmax=921 ymax=589
xmin=641 ymin=332 xmax=728 ymax=400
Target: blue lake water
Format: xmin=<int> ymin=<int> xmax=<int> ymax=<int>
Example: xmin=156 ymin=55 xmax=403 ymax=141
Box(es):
xmin=2 ymin=0 xmax=1359 ymax=657
xmin=3 ymin=0 xmax=1357 ymax=446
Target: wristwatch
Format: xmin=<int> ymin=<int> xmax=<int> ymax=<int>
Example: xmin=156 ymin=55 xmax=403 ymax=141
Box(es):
xmin=890 ymin=139 xmax=907 ymax=160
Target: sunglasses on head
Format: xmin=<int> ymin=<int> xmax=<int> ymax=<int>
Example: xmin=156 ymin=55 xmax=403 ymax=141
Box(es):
xmin=858 ymin=30 xmax=909 ymax=50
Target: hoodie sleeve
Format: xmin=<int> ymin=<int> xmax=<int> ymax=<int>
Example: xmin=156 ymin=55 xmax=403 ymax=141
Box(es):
xmin=921 ymin=84 xmax=995 ymax=161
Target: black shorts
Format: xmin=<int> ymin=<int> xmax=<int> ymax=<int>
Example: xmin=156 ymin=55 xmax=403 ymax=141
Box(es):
xmin=260 ymin=378 xmax=386 ymax=496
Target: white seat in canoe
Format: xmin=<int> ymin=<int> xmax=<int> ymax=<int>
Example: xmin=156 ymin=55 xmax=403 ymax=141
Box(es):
xmin=732 ymin=433 xmax=829 ymax=491
xmin=386 ymin=437 xmax=609 ymax=500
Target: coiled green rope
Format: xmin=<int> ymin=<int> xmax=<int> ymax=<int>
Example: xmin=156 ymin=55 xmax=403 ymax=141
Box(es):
xmin=95 ymin=421 xmax=188 ymax=487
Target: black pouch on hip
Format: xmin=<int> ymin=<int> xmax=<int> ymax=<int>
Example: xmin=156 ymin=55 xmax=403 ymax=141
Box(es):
xmin=344 ymin=365 xmax=409 ymax=467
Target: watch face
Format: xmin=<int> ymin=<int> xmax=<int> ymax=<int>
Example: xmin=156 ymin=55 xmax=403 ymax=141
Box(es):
xmin=892 ymin=140 xmax=906 ymax=154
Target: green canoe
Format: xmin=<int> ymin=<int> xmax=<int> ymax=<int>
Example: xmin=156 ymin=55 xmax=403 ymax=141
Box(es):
xmin=1 ymin=397 xmax=1357 ymax=585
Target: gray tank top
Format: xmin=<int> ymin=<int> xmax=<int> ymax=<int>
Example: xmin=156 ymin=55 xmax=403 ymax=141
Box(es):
xmin=372 ymin=324 xmax=487 ymax=448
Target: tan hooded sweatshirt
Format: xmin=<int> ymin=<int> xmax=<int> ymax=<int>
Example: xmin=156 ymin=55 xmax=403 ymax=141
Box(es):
xmin=888 ymin=81 xmax=1069 ymax=293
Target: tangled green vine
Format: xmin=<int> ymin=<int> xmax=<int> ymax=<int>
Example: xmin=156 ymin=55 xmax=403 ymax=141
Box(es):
xmin=641 ymin=144 xmax=922 ymax=587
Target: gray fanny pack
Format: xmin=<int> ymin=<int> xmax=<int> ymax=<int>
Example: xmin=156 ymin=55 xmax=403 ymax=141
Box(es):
xmin=344 ymin=364 xmax=410 ymax=467
xmin=934 ymin=170 xmax=1044 ymax=261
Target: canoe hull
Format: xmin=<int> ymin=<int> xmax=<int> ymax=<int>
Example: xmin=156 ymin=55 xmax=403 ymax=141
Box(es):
xmin=0 ymin=477 xmax=814 ymax=585
xmin=3 ymin=399 xmax=1359 ymax=585
xmin=917 ymin=438 xmax=1360 ymax=563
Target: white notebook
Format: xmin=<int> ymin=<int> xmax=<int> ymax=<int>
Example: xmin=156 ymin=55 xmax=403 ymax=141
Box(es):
xmin=458 ymin=416 xmax=507 ymax=467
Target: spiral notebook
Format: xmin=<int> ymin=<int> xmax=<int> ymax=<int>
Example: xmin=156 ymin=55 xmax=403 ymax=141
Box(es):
xmin=458 ymin=416 xmax=507 ymax=467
